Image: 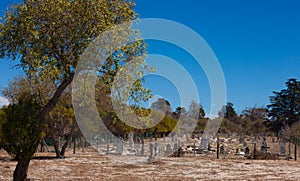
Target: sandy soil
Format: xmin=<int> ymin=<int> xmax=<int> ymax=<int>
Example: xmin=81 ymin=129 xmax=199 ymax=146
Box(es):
xmin=1 ymin=145 xmax=300 ymax=181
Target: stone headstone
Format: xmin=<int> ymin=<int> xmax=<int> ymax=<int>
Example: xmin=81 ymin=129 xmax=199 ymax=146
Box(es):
xmin=166 ymin=143 xmax=171 ymax=154
xmin=128 ymin=132 xmax=134 ymax=150
xmin=208 ymin=143 xmax=212 ymax=151
xmin=117 ymin=138 xmax=124 ymax=154
xmin=154 ymin=143 xmax=158 ymax=156
xmin=279 ymin=141 xmax=286 ymax=155
xmin=199 ymin=137 xmax=207 ymax=150
xmin=261 ymin=145 xmax=267 ymax=153
xmin=245 ymin=147 xmax=250 ymax=156
xmin=159 ymin=145 xmax=163 ymax=154
xmin=134 ymin=137 xmax=140 ymax=153
xmin=149 ymin=143 xmax=154 ymax=158
xmin=220 ymin=145 xmax=225 ymax=154
xmin=185 ymin=134 xmax=189 ymax=141
xmin=173 ymin=143 xmax=178 ymax=152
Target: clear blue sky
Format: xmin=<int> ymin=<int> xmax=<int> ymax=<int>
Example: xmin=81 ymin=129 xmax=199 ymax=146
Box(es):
xmin=1 ymin=0 xmax=300 ymax=115
xmin=134 ymin=0 xmax=300 ymax=114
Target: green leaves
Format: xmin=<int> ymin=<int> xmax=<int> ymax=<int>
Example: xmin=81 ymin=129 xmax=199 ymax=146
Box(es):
xmin=0 ymin=0 xmax=138 ymax=81
xmin=0 ymin=96 xmax=43 ymax=160
xmin=267 ymin=78 xmax=300 ymax=133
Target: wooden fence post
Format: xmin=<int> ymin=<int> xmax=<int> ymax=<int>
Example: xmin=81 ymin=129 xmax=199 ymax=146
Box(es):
xmin=217 ymin=136 xmax=220 ymax=159
xmin=73 ymin=139 xmax=76 ymax=154
xmin=295 ymin=143 xmax=297 ymax=161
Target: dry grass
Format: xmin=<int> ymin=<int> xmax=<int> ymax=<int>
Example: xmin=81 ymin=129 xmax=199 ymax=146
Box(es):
xmin=1 ymin=146 xmax=300 ymax=180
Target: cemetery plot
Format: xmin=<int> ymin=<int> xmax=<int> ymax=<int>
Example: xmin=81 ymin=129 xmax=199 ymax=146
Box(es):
xmin=1 ymin=145 xmax=300 ymax=180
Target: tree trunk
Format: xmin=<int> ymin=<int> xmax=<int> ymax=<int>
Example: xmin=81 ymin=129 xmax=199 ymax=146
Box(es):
xmin=47 ymin=117 xmax=63 ymax=158
xmin=13 ymin=159 xmax=30 ymax=181
xmin=38 ymin=74 xmax=74 ymax=123
xmin=60 ymin=118 xmax=76 ymax=157
xmin=52 ymin=136 xmax=62 ymax=158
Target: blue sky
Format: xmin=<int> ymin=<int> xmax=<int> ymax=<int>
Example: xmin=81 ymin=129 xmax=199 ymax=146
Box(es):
xmin=1 ymin=0 xmax=300 ymax=115
xmin=134 ymin=0 xmax=300 ymax=114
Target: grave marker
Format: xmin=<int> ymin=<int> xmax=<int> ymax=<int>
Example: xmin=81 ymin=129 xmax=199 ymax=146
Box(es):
xmin=245 ymin=147 xmax=250 ymax=157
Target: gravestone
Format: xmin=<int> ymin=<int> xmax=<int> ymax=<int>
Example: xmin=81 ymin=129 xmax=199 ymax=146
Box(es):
xmin=149 ymin=143 xmax=154 ymax=158
xmin=225 ymin=148 xmax=230 ymax=155
xmin=163 ymin=134 xmax=166 ymax=142
xmin=279 ymin=140 xmax=286 ymax=155
xmin=185 ymin=134 xmax=189 ymax=141
xmin=173 ymin=143 xmax=178 ymax=152
xmin=117 ymin=138 xmax=124 ymax=154
xmin=141 ymin=138 xmax=144 ymax=156
xmin=159 ymin=145 xmax=163 ymax=154
xmin=208 ymin=143 xmax=212 ymax=151
xmin=261 ymin=140 xmax=267 ymax=153
xmin=199 ymin=137 xmax=207 ymax=150
xmin=128 ymin=132 xmax=134 ymax=151
xmin=236 ymin=148 xmax=239 ymax=155
xmin=261 ymin=145 xmax=267 ymax=153
xmin=220 ymin=145 xmax=225 ymax=154
xmin=178 ymin=140 xmax=181 ymax=148
xmin=166 ymin=143 xmax=171 ymax=154
xmin=156 ymin=143 xmax=160 ymax=155
xmin=134 ymin=137 xmax=140 ymax=153
xmin=245 ymin=147 xmax=250 ymax=156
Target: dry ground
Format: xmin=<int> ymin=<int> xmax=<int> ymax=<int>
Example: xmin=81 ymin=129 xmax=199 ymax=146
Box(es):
xmin=1 ymin=146 xmax=300 ymax=181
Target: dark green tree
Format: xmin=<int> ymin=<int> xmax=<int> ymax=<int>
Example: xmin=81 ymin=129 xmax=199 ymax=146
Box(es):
xmin=218 ymin=102 xmax=240 ymax=133
xmin=219 ymin=102 xmax=238 ymax=121
xmin=0 ymin=96 xmax=43 ymax=181
xmin=267 ymin=78 xmax=300 ymax=133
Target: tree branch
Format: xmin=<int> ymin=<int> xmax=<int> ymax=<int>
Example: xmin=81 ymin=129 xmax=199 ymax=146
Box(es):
xmin=38 ymin=73 xmax=74 ymax=122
